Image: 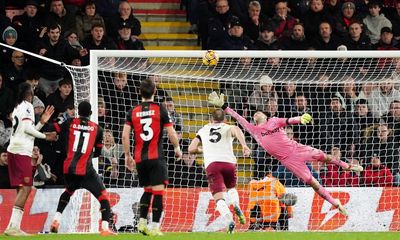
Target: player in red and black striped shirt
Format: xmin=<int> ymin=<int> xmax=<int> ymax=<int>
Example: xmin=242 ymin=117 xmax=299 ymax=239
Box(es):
xmin=122 ymin=78 xmax=182 ymax=236
xmin=50 ymin=101 xmax=115 ymax=236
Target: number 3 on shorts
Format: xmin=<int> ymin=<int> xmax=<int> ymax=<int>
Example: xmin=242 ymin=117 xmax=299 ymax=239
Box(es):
xmin=140 ymin=118 xmax=153 ymax=141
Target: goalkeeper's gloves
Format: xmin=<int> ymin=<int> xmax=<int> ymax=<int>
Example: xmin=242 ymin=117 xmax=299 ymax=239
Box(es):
xmin=208 ymin=91 xmax=226 ymax=109
xmin=300 ymin=113 xmax=313 ymax=125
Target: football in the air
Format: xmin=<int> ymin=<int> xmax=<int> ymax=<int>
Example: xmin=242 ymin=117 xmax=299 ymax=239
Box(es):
xmin=202 ymin=50 xmax=219 ymax=66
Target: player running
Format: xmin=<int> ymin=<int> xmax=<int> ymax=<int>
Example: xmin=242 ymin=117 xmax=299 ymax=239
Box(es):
xmin=208 ymin=91 xmax=363 ymax=216
xmin=122 ymin=78 xmax=182 ymax=236
xmin=50 ymin=101 xmax=115 ymax=236
xmin=189 ymin=109 xmax=251 ymax=233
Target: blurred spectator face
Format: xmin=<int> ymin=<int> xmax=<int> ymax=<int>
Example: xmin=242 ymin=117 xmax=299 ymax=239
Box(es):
xmin=319 ymin=22 xmax=332 ymax=39
xmin=285 ymin=127 xmax=294 ymax=140
xmin=98 ymin=102 xmax=106 ymax=116
xmin=330 ymin=98 xmax=342 ymax=112
xmin=216 ymin=0 xmax=229 ymax=14
xmin=11 ymin=51 xmax=25 ymax=67
xmin=275 ymin=1 xmax=288 ymax=18
xmin=66 ymin=107 xmax=75 ymax=118
xmin=85 ymin=3 xmax=96 ymax=17
xmin=253 ymin=111 xmax=267 ymax=124
xmin=119 ymin=1 xmax=132 ymax=17
xmin=268 ymin=57 xmax=280 ymax=67
xmin=342 ymin=5 xmax=355 ymax=19
xmin=51 ymin=0 xmax=65 ymax=16
xmin=292 ymin=24 xmax=305 ymax=40
xmin=59 ymin=83 xmax=72 ymax=98
xmin=343 ymin=77 xmax=355 ymax=93
xmin=266 ymin=99 xmax=278 ymax=115
xmin=34 ymin=105 xmax=44 ymax=115
xmin=113 ymin=72 xmax=128 ymax=90
xmin=377 ymin=125 xmax=389 ymax=141
xmin=32 ymin=146 xmax=40 ymax=159
xmin=91 ymin=26 xmax=104 ymax=42
xmin=5 ymin=34 xmax=16 ymax=45
xmin=295 ymin=95 xmax=307 ymax=110
xmin=103 ymin=130 xmax=115 ymax=146
xmin=248 ymin=4 xmax=260 ymax=18
xmin=284 ymin=82 xmax=296 ymax=96
xmin=0 ymin=152 xmax=7 ymax=165
xmin=356 ymin=103 xmax=369 ymax=116
xmin=25 ymin=4 xmax=38 ymax=17
xmin=380 ymin=80 xmax=394 ymax=94
xmin=310 ymin=0 xmax=324 ymax=12
xmin=26 ymin=78 xmax=39 ymax=90
xmin=261 ymin=83 xmax=273 ymax=92
xmin=48 ymin=27 xmax=61 ymax=43
xmin=165 ymin=100 xmax=175 ymax=113
xmin=389 ymin=101 xmax=400 ymax=118
xmin=66 ymin=32 xmax=78 ymax=45
xmin=371 ymin=156 xmax=381 ymax=167
xmin=397 ymin=2 xmax=400 ymax=15
xmin=381 ymin=31 xmax=393 ymax=45
xmin=368 ymin=5 xmax=380 ymax=17
xmin=260 ymin=30 xmax=274 ymax=41
xmin=118 ymin=27 xmax=132 ymax=40
xmin=362 ymin=82 xmax=375 ymax=95
xmin=71 ymin=58 xmax=81 ymax=66
xmin=349 ymin=22 xmax=362 ymax=39
xmin=149 ymin=75 xmax=161 ymax=85
xmin=229 ymin=25 xmax=243 ymax=37
xmin=349 ymin=158 xmax=359 ymax=166
xmin=331 ymin=147 xmax=341 ymax=159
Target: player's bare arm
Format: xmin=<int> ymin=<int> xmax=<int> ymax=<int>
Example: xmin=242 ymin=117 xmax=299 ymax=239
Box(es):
xmin=166 ymin=126 xmax=182 ymax=160
xmin=39 ymin=105 xmax=55 ymax=125
xmin=231 ymin=126 xmax=251 ymax=157
xmin=122 ymin=123 xmax=135 ymax=172
xmin=188 ymin=137 xmax=202 ymax=154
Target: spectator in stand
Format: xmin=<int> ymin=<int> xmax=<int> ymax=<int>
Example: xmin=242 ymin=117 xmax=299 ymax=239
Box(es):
xmin=45 ymin=77 xmax=74 ymax=120
xmin=81 ymin=24 xmax=116 ymax=65
xmin=248 ymin=75 xmax=278 ymax=114
xmin=368 ymin=78 xmax=400 ymax=118
xmin=36 ymin=24 xmax=81 ymax=95
xmin=45 ymin=0 xmax=76 ymax=35
xmin=1 ymin=26 xmax=23 ymax=69
xmin=149 ymin=75 xmax=170 ymax=104
xmin=334 ymin=76 xmax=359 ymax=112
xmin=334 ymin=1 xmax=360 ymax=38
xmin=386 ymin=1 xmax=400 ymax=41
xmin=286 ymin=0 xmax=309 ymax=19
xmin=311 ymin=21 xmax=343 ymax=50
xmin=320 ymin=146 xmax=342 ymax=187
xmin=362 ymin=153 xmax=393 ymax=186
xmin=357 ymin=81 xmax=376 ymax=100
xmin=381 ymin=100 xmax=400 ymax=142
xmin=214 ymin=15 xmax=252 ymax=50
xmin=98 ymin=97 xmax=111 ymax=130
xmin=207 ymin=0 xmax=233 ymax=49
xmin=351 ymin=99 xmax=375 ymax=143
xmin=363 ymin=1 xmax=392 ymax=45
xmin=343 ymin=20 xmax=372 ymax=50
xmin=280 ymin=22 xmax=311 ymax=50
xmin=0 ymin=113 xmax=12 ymax=148
xmin=3 ymin=51 xmax=30 ymax=93
xmin=339 ymin=158 xmax=361 ymax=186
xmin=0 ymin=71 xmax=15 ymax=116
xmin=0 ymin=147 xmax=11 ymax=188
xmin=303 ymin=0 xmax=335 ymax=40
xmin=12 ymin=0 xmax=44 ymax=52
xmin=164 ymin=96 xmax=183 ymax=134
xmin=373 ymin=26 xmax=398 ymax=49
xmin=251 ymin=22 xmax=281 ymax=50
xmin=242 ymin=1 xmax=265 ymax=41
xmin=288 ymin=93 xmax=314 ymax=146
xmin=94 ymin=0 xmax=121 ymax=21
xmin=76 ymin=0 xmax=105 ymax=41
xmin=107 ymin=1 xmax=141 ymax=41
xmin=25 ymin=70 xmax=46 ymax=104
xmin=278 ymin=82 xmax=297 ymax=114
xmin=115 ymin=20 xmax=145 ymax=50
xmin=271 ymin=0 xmax=297 ymax=41
xmin=32 ymin=96 xmax=45 ymax=124
xmin=55 ymin=104 xmax=75 ymax=124
xmin=265 ymin=98 xmax=281 ymax=118
xmin=100 ymin=129 xmax=121 ymax=187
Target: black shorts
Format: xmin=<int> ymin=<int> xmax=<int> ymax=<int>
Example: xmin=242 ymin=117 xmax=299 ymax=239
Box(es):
xmin=64 ymin=169 xmax=106 ymax=198
xmin=136 ymin=160 xmax=168 ymax=187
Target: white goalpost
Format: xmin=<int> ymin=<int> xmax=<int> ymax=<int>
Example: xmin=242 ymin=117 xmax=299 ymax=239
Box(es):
xmin=2 ymin=42 xmax=400 ymax=233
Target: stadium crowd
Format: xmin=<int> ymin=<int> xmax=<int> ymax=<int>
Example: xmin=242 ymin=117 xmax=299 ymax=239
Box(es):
xmin=0 ymin=0 xmax=400 ymax=190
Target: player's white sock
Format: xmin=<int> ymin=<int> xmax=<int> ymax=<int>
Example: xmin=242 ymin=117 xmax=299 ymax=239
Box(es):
xmin=53 ymin=212 xmax=62 ymax=222
xmin=7 ymin=207 xmax=24 ymax=229
xmin=101 ymin=220 xmax=109 ymax=231
xmin=216 ymin=200 xmax=233 ymax=223
xmin=227 ymin=188 xmax=240 ymax=207
xmin=149 ymin=222 xmax=160 ymax=230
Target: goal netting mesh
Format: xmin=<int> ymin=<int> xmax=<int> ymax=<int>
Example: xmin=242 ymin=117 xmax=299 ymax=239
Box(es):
xmin=65 ymin=50 xmax=400 ymax=232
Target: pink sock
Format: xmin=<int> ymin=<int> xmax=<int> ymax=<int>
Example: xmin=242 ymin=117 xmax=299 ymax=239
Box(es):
xmin=330 ymin=158 xmax=349 ymax=169
xmin=316 ymin=186 xmax=337 ymax=206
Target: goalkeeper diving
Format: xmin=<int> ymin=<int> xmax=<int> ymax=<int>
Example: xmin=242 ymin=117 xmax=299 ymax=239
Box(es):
xmin=208 ymin=91 xmax=364 ymax=216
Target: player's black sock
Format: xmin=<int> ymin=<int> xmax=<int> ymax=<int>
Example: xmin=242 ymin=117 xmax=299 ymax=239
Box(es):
xmin=140 ymin=191 xmax=152 ymax=219
xmin=56 ymin=191 xmax=73 ymax=213
xmin=100 ymin=200 xmax=112 ymax=222
xmin=152 ymin=193 xmax=163 ymax=223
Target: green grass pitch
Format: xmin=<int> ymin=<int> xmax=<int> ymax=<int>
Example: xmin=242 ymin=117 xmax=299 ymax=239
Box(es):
xmin=0 ymin=232 xmax=397 ymax=240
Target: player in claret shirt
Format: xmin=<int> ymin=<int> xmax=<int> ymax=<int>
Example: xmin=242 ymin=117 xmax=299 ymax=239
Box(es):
xmin=122 ymin=78 xmax=182 ymax=236
xmin=50 ymin=101 xmax=115 ymax=236
xmin=208 ymin=91 xmax=364 ymax=216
